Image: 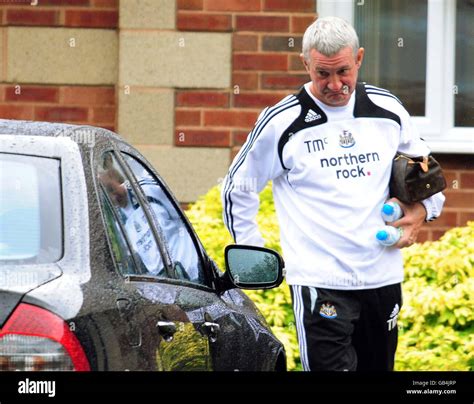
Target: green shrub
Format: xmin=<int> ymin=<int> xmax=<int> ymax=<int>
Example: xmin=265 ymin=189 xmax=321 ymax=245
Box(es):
xmin=185 ymin=184 xmax=473 ymax=371
xmin=397 ymin=223 xmax=474 ymax=370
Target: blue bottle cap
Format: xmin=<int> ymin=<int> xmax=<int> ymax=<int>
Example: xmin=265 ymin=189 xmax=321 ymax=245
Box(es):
xmin=382 ymin=204 xmax=394 ymax=215
xmin=376 ymin=230 xmax=388 ymax=241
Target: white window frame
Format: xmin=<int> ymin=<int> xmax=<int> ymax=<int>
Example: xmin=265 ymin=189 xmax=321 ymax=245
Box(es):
xmin=317 ymin=0 xmax=474 ymax=154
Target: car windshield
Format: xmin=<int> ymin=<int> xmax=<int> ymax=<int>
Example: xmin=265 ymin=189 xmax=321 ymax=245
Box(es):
xmin=0 ymin=153 xmax=62 ymax=264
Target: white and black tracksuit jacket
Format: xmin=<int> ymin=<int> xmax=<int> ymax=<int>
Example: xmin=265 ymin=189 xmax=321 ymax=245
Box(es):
xmin=221 ymin=82 xmax=445 ymax=290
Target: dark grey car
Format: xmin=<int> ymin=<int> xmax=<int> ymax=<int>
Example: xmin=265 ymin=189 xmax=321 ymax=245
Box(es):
xmin=0 ymin=120 xmax=286 ymax=371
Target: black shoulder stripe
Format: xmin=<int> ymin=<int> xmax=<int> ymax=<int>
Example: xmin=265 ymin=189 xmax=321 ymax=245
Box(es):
xmin=354 ymin=83 xmax=401 ymax=126
xmin=365 ymin=83 xmax=403 ymax=104
xmin=277 ymin=87 xmax=328 ymax=170
xmin=365 ymin=84 xmax=391 ymax=93
xmin=366 ymin=90 xmax=403 ymax=105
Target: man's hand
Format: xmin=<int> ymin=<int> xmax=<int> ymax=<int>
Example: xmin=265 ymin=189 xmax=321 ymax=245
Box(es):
xmin=387 ymin=197 xmax=427 ymax=248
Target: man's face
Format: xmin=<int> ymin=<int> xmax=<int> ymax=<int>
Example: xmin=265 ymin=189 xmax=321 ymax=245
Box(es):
xmin=99 ymin=171 xmax=128 ymax=208
xmin=301 ymin=46 xmax=364 ymax=107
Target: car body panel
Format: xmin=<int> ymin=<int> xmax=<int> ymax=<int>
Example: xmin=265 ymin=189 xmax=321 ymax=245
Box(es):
xmin=0 ymin=119 xmax=286 ymax=371
xmin=0 ymin=133 xmax=89 ymax=328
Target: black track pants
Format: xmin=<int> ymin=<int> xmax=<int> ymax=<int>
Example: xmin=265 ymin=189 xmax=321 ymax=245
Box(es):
xmin=290 ymin=283 xmax=402 ymax=371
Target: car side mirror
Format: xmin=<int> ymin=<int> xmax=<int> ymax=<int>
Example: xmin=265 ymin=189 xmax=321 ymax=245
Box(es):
xmin=217 ymin=244 xmax=284 ymax=293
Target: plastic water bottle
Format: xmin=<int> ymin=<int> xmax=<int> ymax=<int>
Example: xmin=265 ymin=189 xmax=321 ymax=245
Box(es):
xmin=381 ymin=201 xmax=403 ymax=223
xmin=376 ymin=226 xmax=402 ymax=246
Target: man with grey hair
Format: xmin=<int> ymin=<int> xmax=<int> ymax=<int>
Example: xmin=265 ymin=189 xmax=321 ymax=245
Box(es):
xmin=221 ymin=16 xmax=445 ymax=371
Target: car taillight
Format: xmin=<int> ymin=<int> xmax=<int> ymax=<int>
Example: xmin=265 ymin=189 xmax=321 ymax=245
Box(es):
xmin=0 ymin=303 xmax=90 ymax=371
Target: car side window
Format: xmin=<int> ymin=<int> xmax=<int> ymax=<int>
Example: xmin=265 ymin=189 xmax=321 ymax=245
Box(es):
xmin=100 ymin=192 xmax=138 ymax=276
xmin=121 ymin=153 xmax=206 ymax=285
xmin=97 ymin=152 xmax=168 ymax=278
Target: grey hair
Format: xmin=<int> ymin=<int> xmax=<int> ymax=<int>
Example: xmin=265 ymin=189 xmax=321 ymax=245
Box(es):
xmin=302 ymin=16 xmax=359 ymax=61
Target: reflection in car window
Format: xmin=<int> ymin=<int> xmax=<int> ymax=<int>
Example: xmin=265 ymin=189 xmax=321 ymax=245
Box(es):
xmin=100 ymin=192 xmax=139 ymax=276
xmin=97 ymin=152 xmax=167 ymax=277
xmin=0 ymin=153 xmax=62 ymax=264
xmin=122 ymin=153 xmax=205 ymax=285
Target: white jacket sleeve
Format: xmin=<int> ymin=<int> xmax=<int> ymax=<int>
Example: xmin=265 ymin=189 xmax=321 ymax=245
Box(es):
xmin=396 ymin=107 xmax=446 ymax=221
xmin=221 ymin=109 xmax=285 ymax=246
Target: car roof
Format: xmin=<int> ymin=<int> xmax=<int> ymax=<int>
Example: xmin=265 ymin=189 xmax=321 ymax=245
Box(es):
xmin=0 ymin=119 xmax=124 ymax=147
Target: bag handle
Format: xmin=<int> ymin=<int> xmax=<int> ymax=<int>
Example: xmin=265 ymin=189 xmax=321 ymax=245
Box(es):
xmin=420 ymin=156 xmax=429 ymax=173
xmin=395 ymin=153 xmax=429 ymax=173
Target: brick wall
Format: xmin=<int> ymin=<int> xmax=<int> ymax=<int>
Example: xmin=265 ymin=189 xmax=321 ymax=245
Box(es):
xmin=176 ymin=0 xmax=316 ymax=157
xmin=427 ymin=155 xmax=474 ymax=241
xmin=0 ymin=0 xmax=117 ymax=130
xmin=0 ymin=85 xmax=115 ymax=130
xmin=0 ymin=0 xmax=118 ymax=29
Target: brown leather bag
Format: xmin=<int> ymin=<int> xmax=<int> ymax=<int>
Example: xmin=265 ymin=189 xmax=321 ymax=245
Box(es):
xmin=389 ymin=153 xmax=447 ymax=203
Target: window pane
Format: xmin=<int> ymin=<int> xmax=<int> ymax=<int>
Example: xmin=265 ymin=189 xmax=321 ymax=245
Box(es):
xmin=98 ymin=152 xmax=167 ymax=277
xmin=122 ymin=154 xmax=205 ymax=285
xmin=455 ymin=0 xmax=474 ymax=127
xmin=354 ymin=0 xmax=428 ymax=116
xmin=100 ymin=191 xmax=138 ymax=276
xmin=0 ymin=154 xmax=62 ymax=264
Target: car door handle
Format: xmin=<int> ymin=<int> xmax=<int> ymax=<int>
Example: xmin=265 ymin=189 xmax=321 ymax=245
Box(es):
xmin=116 ymin=298 xmax=132 ymax=318
xmin=156 ymin=321 xmax=177 ymax=342
xmin=201 ymin=322 xmax=220 ymax=342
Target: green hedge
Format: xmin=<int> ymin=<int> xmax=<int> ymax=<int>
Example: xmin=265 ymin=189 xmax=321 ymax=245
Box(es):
xmin=185 ymin=184 xmax=473 ymax=371
xmin=397 ymin=221 xmax=474 ymax=370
